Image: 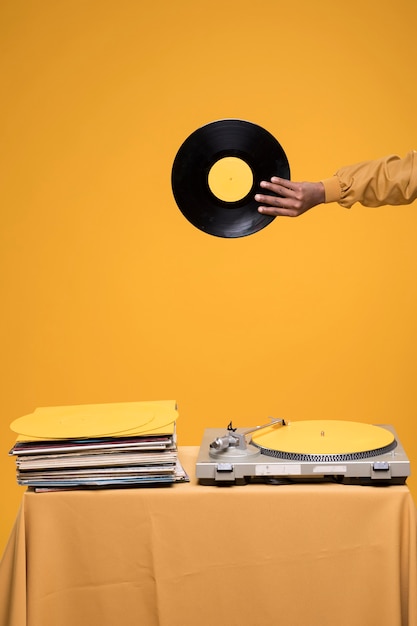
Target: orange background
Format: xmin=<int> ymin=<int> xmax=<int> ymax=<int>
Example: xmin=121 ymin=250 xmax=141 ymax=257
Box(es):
xmin=1 ymin=0 xmax=417 ymax=555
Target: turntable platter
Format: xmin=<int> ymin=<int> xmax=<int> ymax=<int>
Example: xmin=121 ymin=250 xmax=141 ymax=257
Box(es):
xmin=251 ymin=420 xmax=396 ymax=462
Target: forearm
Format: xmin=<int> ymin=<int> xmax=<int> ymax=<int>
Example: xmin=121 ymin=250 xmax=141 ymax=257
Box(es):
xmin=322 ymin=150 xmax=417 ymax=208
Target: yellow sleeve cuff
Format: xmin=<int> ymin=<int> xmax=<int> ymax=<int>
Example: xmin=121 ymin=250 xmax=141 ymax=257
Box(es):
xmin=321 ymin=176 xmax=342 ymax=204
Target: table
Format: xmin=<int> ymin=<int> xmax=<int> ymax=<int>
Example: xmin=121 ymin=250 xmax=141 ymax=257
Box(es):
xmin=1 ymin=447 xmax=416 ymax=626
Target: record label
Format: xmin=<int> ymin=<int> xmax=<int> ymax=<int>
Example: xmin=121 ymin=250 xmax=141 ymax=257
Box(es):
xmin=171 ymin=119 xmax=290 ymax=238
xmin=207 ymin=156 xmax=253 ymax=202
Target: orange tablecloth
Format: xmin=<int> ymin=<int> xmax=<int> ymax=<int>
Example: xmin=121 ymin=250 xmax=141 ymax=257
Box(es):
xmin=1 ymin=446 xmax=416 ymax=626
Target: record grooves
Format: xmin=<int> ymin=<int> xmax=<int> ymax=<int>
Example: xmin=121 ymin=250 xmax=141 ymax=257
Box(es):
xmin=171 ymin=119 xmax=290 ymax=238
xmin=254 ymin=440 xmax=398 ymax=463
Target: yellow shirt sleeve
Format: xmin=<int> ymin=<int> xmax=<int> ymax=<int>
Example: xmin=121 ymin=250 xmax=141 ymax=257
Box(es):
xmin=321 ymin=150 xmax=417 ymax=208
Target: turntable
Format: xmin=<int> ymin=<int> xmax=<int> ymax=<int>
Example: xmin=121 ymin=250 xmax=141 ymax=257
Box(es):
xmin=196 ymin=418 xmax=411 ymax=485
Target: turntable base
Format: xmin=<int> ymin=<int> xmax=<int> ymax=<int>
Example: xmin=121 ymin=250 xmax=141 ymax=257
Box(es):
xmin=196 ymin=421 xmax=410 ymax=486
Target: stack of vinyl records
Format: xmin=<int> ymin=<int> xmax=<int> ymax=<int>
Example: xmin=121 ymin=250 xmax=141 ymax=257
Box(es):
xmin=9 ymin=400 xmax=188 ymax=491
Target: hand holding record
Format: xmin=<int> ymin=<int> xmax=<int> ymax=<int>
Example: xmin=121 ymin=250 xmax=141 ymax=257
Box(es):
xmin=256 ymin=177 xmax=325 ymax=217
xmin=171 ymin=119 xmax=290 ymax=238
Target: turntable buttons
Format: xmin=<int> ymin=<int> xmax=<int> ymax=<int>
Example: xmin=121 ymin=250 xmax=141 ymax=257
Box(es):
xmin=371 ymin=461 xmax=391 ymax=480
xmin=372 ymin=462 xmax=390 ymax=471
xmin=216 ymin=463 xmax=234 ymax=472
xmin=214 ymin=463 xmax=235 ymax=482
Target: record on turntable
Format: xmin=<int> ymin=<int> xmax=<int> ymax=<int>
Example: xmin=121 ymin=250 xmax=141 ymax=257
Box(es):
xmin=196 ymin=418 xmax=411 ymax=485
xmin=171 ymin=119 xmax=290 ymax=238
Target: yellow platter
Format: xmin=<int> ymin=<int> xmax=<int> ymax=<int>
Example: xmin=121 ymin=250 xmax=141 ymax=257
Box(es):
xmin=251 ymin=420 xmax=395 ymax=456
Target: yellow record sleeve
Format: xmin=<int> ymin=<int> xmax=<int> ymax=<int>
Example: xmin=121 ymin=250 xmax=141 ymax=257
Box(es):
xmin=10 ymin=400 xmax=178 ymax=440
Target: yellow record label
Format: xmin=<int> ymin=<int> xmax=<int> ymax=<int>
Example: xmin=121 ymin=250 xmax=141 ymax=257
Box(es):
xmin=251 ymin=420 xmax=394 ymax=455
xmin=207 ymin=156 xmax=253 ymax=202
xmin=10 ymin=400 xmax=178 ymax=439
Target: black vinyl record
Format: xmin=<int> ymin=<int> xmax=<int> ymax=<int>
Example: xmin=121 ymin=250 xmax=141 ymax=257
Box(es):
xmin=171 ymin=119 xmax=290 ymax=238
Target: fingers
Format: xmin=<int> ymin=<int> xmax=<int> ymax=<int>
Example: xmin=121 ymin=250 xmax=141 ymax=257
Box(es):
xmin=267 ymin=176 xmax=295 ymax=189
xmin=255 ymin=178 xmax=299 ymax=217
xmin=257 ymin=204 xmax=299 ymax=217
xmin=255 ymin=194 xmax=297 ymax=217
xmin=254 ymin=179 xmax=324 ymax=218
xmin=254 ymin=179 xmax=294 ymax=215
xmin=259 ymin=178 xmax=295 ymax=196
xmin=255 ymin=196 xmax=286 ymax=212
xmin=254 ymin=192 xmax=283 ymax=206
xmin=255 ymin=179 xmax=295 ymax=207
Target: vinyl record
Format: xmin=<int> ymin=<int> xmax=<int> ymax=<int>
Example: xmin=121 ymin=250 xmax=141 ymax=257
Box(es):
xmin=171 ymin=119 xmax=290 ymax=238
